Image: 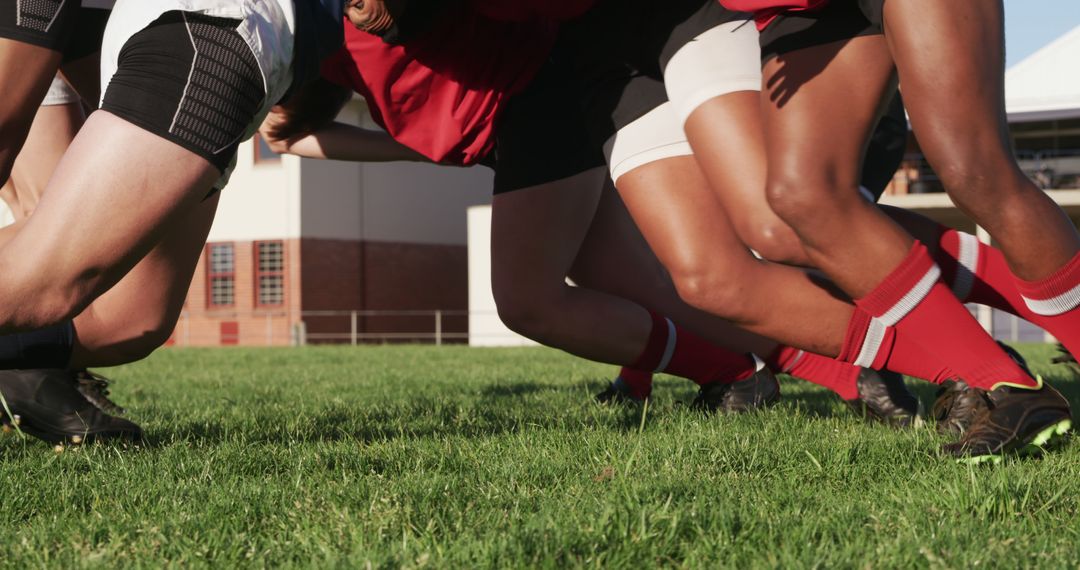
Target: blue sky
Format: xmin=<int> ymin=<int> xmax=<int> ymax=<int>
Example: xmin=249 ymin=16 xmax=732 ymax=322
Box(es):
xmin=1005 ymin=0 xmax=1080 ymax=68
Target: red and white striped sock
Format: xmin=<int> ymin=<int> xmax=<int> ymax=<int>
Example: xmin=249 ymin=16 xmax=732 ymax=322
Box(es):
xmin=1014 ymin=249 xmax=1080 ymax=358
xmin=936 ymin=227 xmax=1080 ymax=359
xmin=840 ymin=242 xmax=1035 ymax=390
xmin=631 ymin=311 xmax=760 ymax=386
xmin=936 ymin=227 xmax=1025 ymax=313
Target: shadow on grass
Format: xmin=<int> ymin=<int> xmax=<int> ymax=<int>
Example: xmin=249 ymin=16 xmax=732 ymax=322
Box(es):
xmin=135 ymin=371 xmax=1080 ymax=449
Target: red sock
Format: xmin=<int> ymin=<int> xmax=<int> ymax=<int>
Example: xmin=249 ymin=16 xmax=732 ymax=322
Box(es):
xmin=616 ymin=367 xmax=653 ymax=399
xmin=936 ymin=227 xmax=1080 ymax=359
xmin=840 ymin=242 xmax=1035 ymax=390
xmin=935 ymin=227 xmax=1026 ymax=314
xmin=1014 ymin=249 xmax=1080 ymax=358
xmin=766 ymin=345 xmax=860 ymax=400
xmin=631 ymin=311 xmax=759 ymax=386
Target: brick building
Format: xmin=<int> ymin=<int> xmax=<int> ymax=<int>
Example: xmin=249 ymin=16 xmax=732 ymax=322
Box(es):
xmin=173 ymin=101 xmax=493 ymax=346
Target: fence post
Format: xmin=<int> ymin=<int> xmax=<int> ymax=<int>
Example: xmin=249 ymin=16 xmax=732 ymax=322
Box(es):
xmin=435 ymin=310 xmax=443 ymax=346
xmin=183 ymin=312 xmax=190 ymax=347
xmin=350 ymin=310 xmax=358 ymax=346
xmin=293 ymin=321 xmax=307 ymax=347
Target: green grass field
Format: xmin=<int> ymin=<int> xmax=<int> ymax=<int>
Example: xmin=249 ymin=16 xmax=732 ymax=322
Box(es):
xmin=2 ymin=344 xmax=1080 ymax=568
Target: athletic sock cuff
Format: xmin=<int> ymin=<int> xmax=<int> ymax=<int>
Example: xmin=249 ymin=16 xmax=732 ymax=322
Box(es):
xmin=838 ymin=309 xmax=872 ymax=364
xmin=1016 ymin=249 xmax=1080 ymax=316
xmin=856 ymin=242 xmax=941 ymax=323
xmin=766 ymin=345 xmax=802 ymax=374
xmin=839 ymin=307 xmax=896 ymax=369
xmin=0 ymin=320 xmax=76 ymax=369
xmin=936 ymin=228 xmax=980 ymax=302
xmin=630 ymin=311 xmax=674 ymax=373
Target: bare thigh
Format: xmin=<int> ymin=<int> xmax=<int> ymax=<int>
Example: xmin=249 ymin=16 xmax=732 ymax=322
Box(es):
xmin=569 ymin=181 xmax=777 ymax=357
xmin=615 ymin=154 xmax=855 ymax=357
xmin=491 ymin=168 xmax=654 ymax=364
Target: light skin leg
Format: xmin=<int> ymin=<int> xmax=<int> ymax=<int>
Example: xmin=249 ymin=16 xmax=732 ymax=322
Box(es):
xmin=614 ymin=153 xmax=855 ymax=357
xmin=70 ymin=194 xmax=220 ymax=367
xmin=568 ymin=180 xmax=777 ymax=357
xmin=490 ymin=168 xmax=655 ymax=365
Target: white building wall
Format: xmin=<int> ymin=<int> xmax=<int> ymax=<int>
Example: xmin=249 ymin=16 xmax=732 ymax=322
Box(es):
xmin=297 ymin=100 xmax=493 ymax=245
xmin=208 ymin=140 xmax=302 ymax=242
xmin=467 ymin=205 xmax=537 ymax=347
xmin=358 ymin=163 xmax=492 ymax=245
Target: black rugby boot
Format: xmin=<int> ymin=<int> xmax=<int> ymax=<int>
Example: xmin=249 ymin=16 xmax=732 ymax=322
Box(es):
xmin=932 ymin=341 xmax=1032 ymax=435
xmin=595 ymin=376 xmax=647 ymax=405
xmin=844 ymin=369 xmax=922 ymax=427
xmin=0 ymin=369 xmax=142 ymax=445
xmin=942 ymin=378 xmax=1072 ymax=463
xmin=691 ymin=367 xmax=781 ymax=413
xmin=931 ymin=380 xmax=988 ymax=436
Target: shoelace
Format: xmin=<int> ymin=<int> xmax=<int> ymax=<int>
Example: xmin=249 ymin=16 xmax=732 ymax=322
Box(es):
xmin=74 ymin=370 xmax=127 ymax=416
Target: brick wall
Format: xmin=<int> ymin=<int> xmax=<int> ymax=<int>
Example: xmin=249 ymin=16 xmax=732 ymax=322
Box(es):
xmin=175 ymin=239 xmax=302 ymax=347
xmin=300 ymin=239 xmax=468 ymax=343
xmin=171 ymin=238 xmax=467 ymax=346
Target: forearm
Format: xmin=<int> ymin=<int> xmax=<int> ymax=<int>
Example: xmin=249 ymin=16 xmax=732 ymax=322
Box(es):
xmin=280 ymin=122 xmax=427 ymax=163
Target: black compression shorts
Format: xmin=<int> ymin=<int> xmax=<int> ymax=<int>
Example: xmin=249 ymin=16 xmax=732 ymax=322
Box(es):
xmin=63 ymin=7 xmax=109 ymax=62
xmin=556 ymin=0 xmax=742 ymax=140
xmin=760 ymin=0 xmax=885 ymax=61
xmin=100 ymin=11 xmax=267 ymax=175
xmin=492 ymin=62 xmax=606 ymax=194
xmin=0 ymin=0 xmax=78 ymax=51
xmin=490 ymin=0 xmax=739 ymax=194
xmin=0 ymin=2 xmax=108 ymax=60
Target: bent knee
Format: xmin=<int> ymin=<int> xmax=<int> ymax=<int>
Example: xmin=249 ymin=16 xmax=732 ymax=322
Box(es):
xmin=79 ymin=318 xmax=176 ymax=365
xmin=736 ymin=220 xmax=806 ymax=265
xmin=493 ymin=285 xmax=566 ymax=342
xmin=667 ymin=263 xmax=754 ymax=323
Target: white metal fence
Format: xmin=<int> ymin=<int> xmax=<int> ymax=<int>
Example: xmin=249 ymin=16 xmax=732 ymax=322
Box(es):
xmin=169 ymin=308 xmax=1051 ymax=347
xmin=169 ymin=309 xmax=518 ymax=347
xmin=298 ymin=309 xmax=470 ymax=345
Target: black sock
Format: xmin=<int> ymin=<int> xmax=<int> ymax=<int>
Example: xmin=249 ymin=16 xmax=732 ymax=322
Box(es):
xmin=0 ymin=321 xmax=75 ymax=369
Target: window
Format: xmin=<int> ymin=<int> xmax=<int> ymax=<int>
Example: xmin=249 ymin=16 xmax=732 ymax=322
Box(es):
xmin=207 ymin=243 xmax=235 ymax=307
xmin=255 ymin=241 xmax=285 ymax=307
xmin=253 ymin=133 xmax=282 ymax=165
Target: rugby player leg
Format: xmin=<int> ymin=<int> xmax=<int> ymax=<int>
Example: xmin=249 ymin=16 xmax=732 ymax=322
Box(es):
xmin=677 ymin=41 xmax=1036 ymax=330
xmin=0 ymin=40 xmax=63 ymax=187
xmin=491 ymin=168 xmax=654 ymax=365
xmin=761 ymin=28 xmax=1069 ymax=456
xmin=570 ymin=179 xmax=889 ymax=408
xmin=568 ymin=181 xmax=775 ymax=357
xmin=69 ymin=194 xmax=219 ymax=367
xmin=882 ymin=0 xmax=1080 ymax=356
xmin=761 ymin=36 xmax=1036 ymax=384
xmin=3 ymin=79 xmax=85 ymax=223
xmin=0 ymin=110 xmax=217 ymax=332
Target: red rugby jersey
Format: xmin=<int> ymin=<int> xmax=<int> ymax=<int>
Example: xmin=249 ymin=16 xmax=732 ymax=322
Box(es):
xmin=718 ymin=0 xmax=828 ymax=29
xmin=321 ymin=14 xmax=556 ymax=165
